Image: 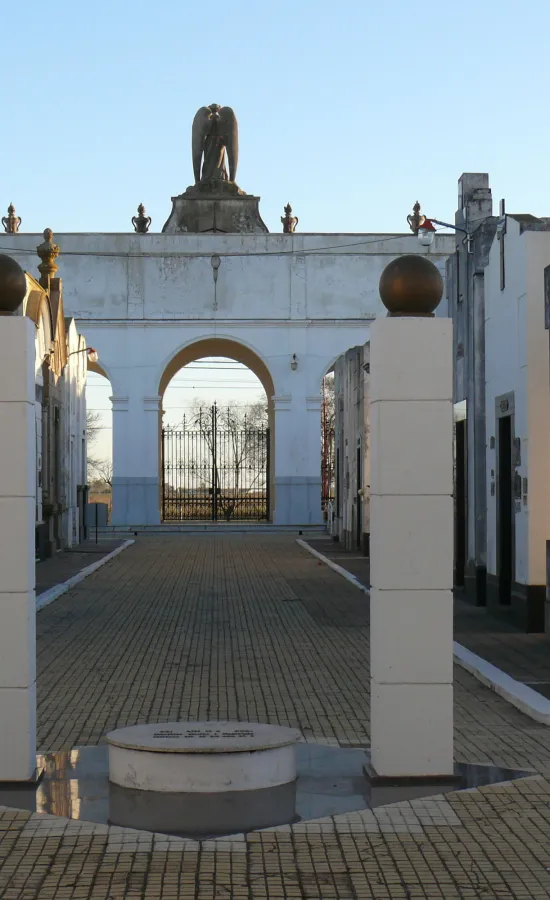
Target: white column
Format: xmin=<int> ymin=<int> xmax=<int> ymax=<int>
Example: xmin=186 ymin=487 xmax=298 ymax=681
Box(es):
xmin=0 ymin=317 xmax=37 ymax=781
xmin=111 ymin=394 xmax=161 ymax=526
xmin=272 ymin=394 xmax=323 ymax=526
xmin=369 ymin=317 xmax=454 ymax=778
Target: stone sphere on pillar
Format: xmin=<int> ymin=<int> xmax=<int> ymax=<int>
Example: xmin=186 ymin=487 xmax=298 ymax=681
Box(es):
xmin=379 ymin=254 xmax=443 ymax=317
xmin=0 ymin=254 xmax=27 ymax=315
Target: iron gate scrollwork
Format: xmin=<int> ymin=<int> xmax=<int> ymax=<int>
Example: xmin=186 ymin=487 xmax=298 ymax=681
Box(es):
xmin=162 ymin=404 xmax=270 ymax=521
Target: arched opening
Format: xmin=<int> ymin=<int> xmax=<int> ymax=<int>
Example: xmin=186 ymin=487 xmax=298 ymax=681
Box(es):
xmin=86 ymin=361 xmax=113 ymax=521
xmin=159 ymin=339 xmax=275 ymax=522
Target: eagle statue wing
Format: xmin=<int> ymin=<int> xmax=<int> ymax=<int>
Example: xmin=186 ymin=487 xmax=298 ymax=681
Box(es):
xmin=192 ymin=106 xmax=212 ymax=183
xmin=218 ymin=106 xmax=239 ymax=183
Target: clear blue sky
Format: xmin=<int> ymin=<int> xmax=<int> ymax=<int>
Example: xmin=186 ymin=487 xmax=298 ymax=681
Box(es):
xmin=3 ymin=0 xmax=549 ymax=235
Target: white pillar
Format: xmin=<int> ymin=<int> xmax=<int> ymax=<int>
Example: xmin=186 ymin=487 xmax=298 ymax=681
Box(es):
xmin=0 ymin=317 xmax=37 ymax=781
xmin=272 ymin=394 xmax=323 ymax=526
xmin=111 ymin=394 xmax=161 ymax=526
xmin=369 ymin=317 xmax=454 ymax=778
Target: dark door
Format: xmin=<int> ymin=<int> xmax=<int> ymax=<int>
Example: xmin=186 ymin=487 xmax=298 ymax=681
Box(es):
xmin=356 ymin=444 xmax=362 ymax=548
xmin=498 ymin=415 xmax=513 ymax=604
xmin=454 ymin=420 xmax=466 ymax=587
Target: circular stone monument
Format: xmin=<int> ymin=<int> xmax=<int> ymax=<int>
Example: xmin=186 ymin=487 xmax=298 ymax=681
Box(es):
xmin=106 ymin=721 xmax=301 ymax=836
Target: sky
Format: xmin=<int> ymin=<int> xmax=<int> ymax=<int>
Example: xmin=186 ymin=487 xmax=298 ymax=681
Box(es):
xmin=4 ymin=0 xmax=549 ymax=466
xmin=3 ymin=0 xmax=550 ymax=236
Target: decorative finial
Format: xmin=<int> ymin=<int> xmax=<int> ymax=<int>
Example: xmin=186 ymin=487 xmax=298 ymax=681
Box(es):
xmin=379 ymin=255 xmax=443 ymax=318
xmin=36 ymin=228 xmax=60 ymax=288
xmin=281 ymin=203 xmax=298 ymax=234
xmin=407 ymin=200 xmax=425 ymax=235
xmin=2 ymin=203 xmax=21 ymax=234
xmin=132 ymin=203 xmax=152 ymax=234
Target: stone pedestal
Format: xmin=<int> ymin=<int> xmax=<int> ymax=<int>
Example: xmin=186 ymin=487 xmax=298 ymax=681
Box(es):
xmin=0 ymin=317 xmax=37 ymax=782
xmin=107 ymin=722 xmax=300 ymax=835
xmin=162 ymin=184 xmax=268 ymax=234
xmin=369 ymin=317 xmax=454 ymax=779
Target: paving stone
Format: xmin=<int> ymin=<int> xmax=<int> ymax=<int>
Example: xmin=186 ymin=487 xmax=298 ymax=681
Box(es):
xmin=0 ymin=534 xmax=548 ymax=898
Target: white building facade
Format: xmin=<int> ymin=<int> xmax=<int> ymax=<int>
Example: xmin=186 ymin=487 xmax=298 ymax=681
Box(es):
xmin=447 ymin=174 xmax=550 ymax=632
xmin=483 ymin=215 xmax=550 ymax=630
xmin=21 ymin=273 xmax=88 ymax=554
xmin=5 ymin=232 xmax=453 ymax=528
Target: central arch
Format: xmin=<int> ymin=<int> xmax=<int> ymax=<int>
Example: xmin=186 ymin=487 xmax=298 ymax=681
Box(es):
xmin=158 ymin=338 xmax=276 ymax=522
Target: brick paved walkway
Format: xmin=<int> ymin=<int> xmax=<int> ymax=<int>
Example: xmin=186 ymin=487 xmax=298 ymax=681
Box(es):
xmin=307 ymin=536 xmax=550 ymax=694
xmin=0 ymin=534 xmax=549 ymax=898
xmin=35 ymin=540 xmax=126 ymax=596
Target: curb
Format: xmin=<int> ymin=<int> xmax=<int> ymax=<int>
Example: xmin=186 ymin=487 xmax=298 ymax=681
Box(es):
xmin=296 ymin=538 xmax=550 ymax=726
xmin=36 ymin=540 xmax=135 ymax=612
xmin=452 ymin=641 xmax=550 ymax=726
xmin=295 ymin=539 xmax=369 ymax=595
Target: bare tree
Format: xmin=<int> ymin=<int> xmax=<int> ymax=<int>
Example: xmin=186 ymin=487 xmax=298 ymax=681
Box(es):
xmin=86 ymin=410 xmax=101 ymax=446
xmin=88 ymin=459 xmax=113 ymax=488
xmin=172 ymin=397 xmax=268 ymax=519
xmin=86 ymin=411 xmax=113 ymax=486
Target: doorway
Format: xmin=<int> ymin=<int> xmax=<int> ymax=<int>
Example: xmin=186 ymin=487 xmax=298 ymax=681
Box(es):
xmin=356 ymin=443 xmax=362 ymax=548
xmin=497 ymin=414 xmax=514 ymax=604
xmin=454 ymin=419 xmax=467 ymax=586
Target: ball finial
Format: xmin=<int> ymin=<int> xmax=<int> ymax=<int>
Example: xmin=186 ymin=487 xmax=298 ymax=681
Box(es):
xmin=379 ymin=254 xmax=443 ymax=317
xmin=0 ymin=254 xmax=27 ymax=315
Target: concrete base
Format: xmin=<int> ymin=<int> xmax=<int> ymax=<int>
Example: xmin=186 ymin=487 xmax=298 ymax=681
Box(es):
xmin=363 ymin=753 xmax=460 ymax=787
xmin=112 ymin=476 xmax=324 ymax=528
xmin=273 ymin=477 xmax=323 ymax=526
xmin=109 ymin=779 xmax=297 ymax=836
xmin=162 ymin=188 xmax=268 ymax=234
xmin=0 ymin=766 xmax=44 ymax=802
xmin=111 ymin=477 xmax=160 ymax=526
xmin=486 ymin=574 xmax=545 ymax=633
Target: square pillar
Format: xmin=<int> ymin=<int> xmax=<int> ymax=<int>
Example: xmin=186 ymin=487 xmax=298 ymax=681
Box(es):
xmin=369 ymin=318 xmax=454 ymax=779
xmin=111 ymin=395 xmax=161 ymax=526
xmin=272 ymin=394 xmax=323 ymax=526
xmin=0 ymin=317 xmax=37 ymax=781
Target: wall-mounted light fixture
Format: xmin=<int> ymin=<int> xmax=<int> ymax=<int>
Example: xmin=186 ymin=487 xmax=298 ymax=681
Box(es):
xmin=407 ymin=201 xmax=472 ymax=253
xmin=211 ymin=254 xmax=221 ymax=283
xmin=290 ymin=353 xmax=298 ymax=371
xmin=68 ymin=347 xmax=99 ymax=364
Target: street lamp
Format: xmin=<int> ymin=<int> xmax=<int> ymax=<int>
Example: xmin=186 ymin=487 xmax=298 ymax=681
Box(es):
xmin=407 ymin=202 xmax=472 ymax=252
xmin=68 ymin=347 xmax=99 ymax=364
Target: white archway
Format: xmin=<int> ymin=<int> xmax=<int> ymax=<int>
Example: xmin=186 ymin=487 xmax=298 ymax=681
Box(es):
xmin=159 ymin=338 xmax=275 ymax=522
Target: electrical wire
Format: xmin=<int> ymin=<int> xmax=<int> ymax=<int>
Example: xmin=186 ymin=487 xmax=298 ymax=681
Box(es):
xmin=0 ymin=230 xmax=448 ymax=261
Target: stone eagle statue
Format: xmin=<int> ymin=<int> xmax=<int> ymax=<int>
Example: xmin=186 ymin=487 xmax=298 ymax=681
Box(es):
xmin=192 ymin=104 xmax=239 ymax=185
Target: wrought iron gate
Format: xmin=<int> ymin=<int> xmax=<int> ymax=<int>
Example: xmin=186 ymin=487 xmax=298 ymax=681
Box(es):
xmin=162 ymin=405 xmax=270 ymax=521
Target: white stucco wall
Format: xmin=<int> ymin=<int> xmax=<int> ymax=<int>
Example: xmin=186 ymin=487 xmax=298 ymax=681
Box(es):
xmin=525 ymin=234 xmax=550 ymax=584
xmin=485 ymin=219 xmax=550 ymax=586
xmin=63 ymin=322 xmax=87 ymax=547
xmin=3 ymin=232 xmax=454 ymax=525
